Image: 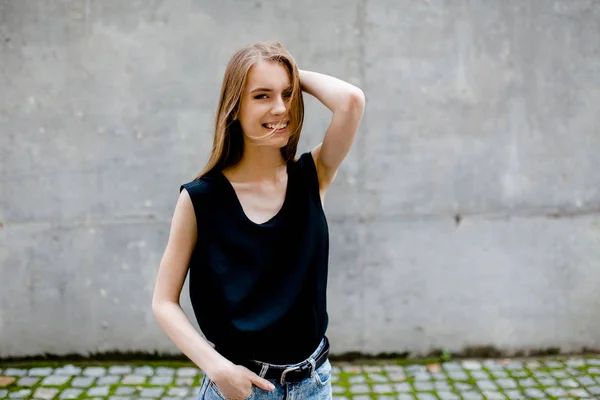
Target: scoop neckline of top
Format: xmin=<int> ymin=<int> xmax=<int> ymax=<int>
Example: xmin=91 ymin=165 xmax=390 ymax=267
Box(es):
xmin=217 ymin=160 xmax=292 ymax=227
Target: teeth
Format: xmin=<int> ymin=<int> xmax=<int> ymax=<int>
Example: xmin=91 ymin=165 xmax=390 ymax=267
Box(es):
xmin=266 ymin=123 xmax=287 ymax=129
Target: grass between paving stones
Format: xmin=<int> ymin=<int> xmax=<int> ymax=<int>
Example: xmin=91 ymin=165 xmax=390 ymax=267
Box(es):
xmin=2 ymin=355 xmax=600 ymax=399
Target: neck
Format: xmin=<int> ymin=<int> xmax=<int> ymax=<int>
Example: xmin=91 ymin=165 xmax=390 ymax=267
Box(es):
xmin=229 ymin=143 xmax=286 ymax=182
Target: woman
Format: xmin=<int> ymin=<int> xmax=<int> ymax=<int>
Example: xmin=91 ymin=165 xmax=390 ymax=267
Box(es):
xmin=152 ymin=41 xmax=365 ymax=400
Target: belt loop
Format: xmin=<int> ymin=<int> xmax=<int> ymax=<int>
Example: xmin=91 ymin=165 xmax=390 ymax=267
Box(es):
xmin=308 ymin=357 xmax=316 ymax=376
xmin=258 ymin=363 xmax=268 ymax=378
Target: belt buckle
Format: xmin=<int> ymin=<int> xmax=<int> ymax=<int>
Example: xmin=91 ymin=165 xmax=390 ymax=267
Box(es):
xmin=280 ymin=365 xmax=300 ymax=385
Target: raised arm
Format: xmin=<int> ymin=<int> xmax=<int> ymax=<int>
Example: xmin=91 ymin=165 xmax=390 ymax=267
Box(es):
xmin=299 ymin=70 xmax=365 ymax=193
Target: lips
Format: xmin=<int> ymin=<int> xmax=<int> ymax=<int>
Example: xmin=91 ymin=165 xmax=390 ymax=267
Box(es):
xmin=262 ymin=121 xmax=289 ymax=134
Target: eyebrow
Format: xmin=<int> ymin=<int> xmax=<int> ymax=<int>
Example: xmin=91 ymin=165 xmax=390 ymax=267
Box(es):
xmin=249 ymin=86 xmax=292 ymax=94
xmin=249 ymin=87 xmax=273 ymax=94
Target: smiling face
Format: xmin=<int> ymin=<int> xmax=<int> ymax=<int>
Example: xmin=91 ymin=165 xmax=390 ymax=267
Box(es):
xmin=237 ymin=61 xmax=293 ymax=149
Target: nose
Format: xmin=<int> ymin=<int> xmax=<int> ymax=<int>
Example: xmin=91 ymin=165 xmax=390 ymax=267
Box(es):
xmin=271 ymin=95 xmax=287 ymax=115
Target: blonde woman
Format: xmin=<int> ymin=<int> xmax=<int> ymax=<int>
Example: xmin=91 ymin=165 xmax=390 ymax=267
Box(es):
xmin=153 ymin=41 xmax=365 ymax=400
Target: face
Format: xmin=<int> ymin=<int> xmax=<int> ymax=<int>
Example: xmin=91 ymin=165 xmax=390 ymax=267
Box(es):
xmin=237 ymin=61 xmax=292 ymax=149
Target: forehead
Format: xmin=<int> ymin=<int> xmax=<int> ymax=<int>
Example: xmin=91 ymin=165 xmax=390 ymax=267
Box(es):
xmin=245 ymin=61 xmax=290 ymax=90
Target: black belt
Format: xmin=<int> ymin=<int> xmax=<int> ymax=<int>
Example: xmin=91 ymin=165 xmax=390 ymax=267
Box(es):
xmin=240 ymin=337 xmax=330 ymax=385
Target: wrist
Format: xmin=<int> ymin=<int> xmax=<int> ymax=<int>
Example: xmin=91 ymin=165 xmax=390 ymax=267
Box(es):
xmin=205 ymin=358 xmax=234 ymax=382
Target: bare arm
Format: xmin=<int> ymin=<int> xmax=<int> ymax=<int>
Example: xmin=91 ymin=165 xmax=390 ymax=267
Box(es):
xmin=299 ymin=70 xmax=365 ymax=193
xmin=152 ymin=189 xmax=273 ymax=396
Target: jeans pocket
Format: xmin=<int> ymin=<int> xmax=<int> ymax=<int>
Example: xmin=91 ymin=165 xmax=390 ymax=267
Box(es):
xmin=313 ymin=359 xmax=332 ymax=386
xmin=207 ymin=380 xmax=254 ymax=400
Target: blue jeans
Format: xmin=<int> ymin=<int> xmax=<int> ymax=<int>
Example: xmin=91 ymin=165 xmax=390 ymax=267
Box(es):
xmin=197 ymin=339 xmax=332 ymax=399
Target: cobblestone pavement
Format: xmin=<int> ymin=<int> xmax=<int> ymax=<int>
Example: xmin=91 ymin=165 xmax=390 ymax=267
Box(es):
xmin=1 ymin=356 xmax=600 ymax=399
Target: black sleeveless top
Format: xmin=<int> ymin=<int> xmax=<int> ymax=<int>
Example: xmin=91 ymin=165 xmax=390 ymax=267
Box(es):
xmin=180 ymin=152 xmax=329 ymax=364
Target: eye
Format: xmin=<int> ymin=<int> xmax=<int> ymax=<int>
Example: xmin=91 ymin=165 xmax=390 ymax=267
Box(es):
xmin=254 ymin=94 xmax=268 ymax=100
xmin=283 ymin=90 xmax=292 ymax=98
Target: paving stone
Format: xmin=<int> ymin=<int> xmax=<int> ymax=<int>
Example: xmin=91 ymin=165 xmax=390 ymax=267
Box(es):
xmin=550 ymin=370 xmax=569 ymax=378
xmin=139 ymin=387 xmax=164 ymax=398
xmin=351 ymin=396 xmax=370 ymax=400
xmin=415 ymin=394 xmax=436 ymax=400
xmin=393 ymin=382 xmax=412 ymax=392
xmin=108 ymin=366 xmax=132 ymax=375
xmin=167 ymin=387 xmax=190 ymax=397
xmin=442 ymin=362 xmax=463 ymax=371
xmin=71 ymin=376 xmax=95 ymax=387
xmin=504 ymin=361 xmax=523 ymax=370
xmin=4 ymin=368 xmax=27 ymax=377
xmin=0 ymin=390 xmax=7 ymax=398
xmin=33 ymin=387 xmax=60 ymax=400
xmin=349 ymin=375 xmax=366 ymax=383
xmin=569 ymin=388 xmax=592 ymax=397
xmin=490 ymin=370 xmax=509 ymax=378
xmin=41 ymin=375 xmax=70 ymax=386
xmin=54 ymin=366 xmax=82 ymax=376
xmin=462 ymin=361 xmax=482 ymax=370
xmin=109 ymin=397 xmax=130 ymax=400
xmin=121 ymin=375 xmax=146 ymax=384
xmin=413 ymin=381 xmax=433 ymax=391
xmin=496 ymin=378 xmax=517 ymax=389
xmin=133 ymin=366 xmax=154 ymax=376
xmin=481 ymin=391 xmax=505 ymax=400
xmin=17 ymin=376 xmax=40 ymax=386
xmin=454 ymin=382 xmax=474 ymax=391
xmin=368 ymin=373 xmax=388 ymax=382
xmin=510 ymin=370 xmax=529 ymax=377
xmin=559 ymin=378 xmax=579 ymax=387
xmin=331 ymin=375 xmax=339 ymax=382
xmin=383 ymin=365 xmax=404 ymax=373
xmin=375 ymin=396 xmax=396 ymax=400
xmin=176 ymin=368 xmax=199 ymax=377
xmin=405 ymin=365 xmax=427 ymax=374
xmin=588 ymin=367 xmax=600 ymax=374
xmin=504 ymin=390 xmax=525 ymax=399
xmin=437 ymin=391 xmax=459 ymax=400
xmin=483 ymin=360 xmax=504 ymax=369
xmin=9 ymin=389 xmax=32 ymax=398
xmin=363 ymin=365 xmax=383 ymax=373
xmin=59 ymin=388 xmax=83 ymax=399
xmin=176 ymin=377 xmax=195 ymax=386
xmin=545 ymin=361 xmax=564 ymax=368
xmin=387 ymin=372 xmax=406 ymax=381
xmin=525 ymin=361 xmax=541 ymax=369
xmin=332 ymin=385 xmax=345 ymax=394
xmin=349 ymin=384 xmax=370 ymax=393
xmin=470 ymin=371 xmax=489 ymax=379
xmin=372 ymin=383 xmax=394 ymax=393
xmin=523 ymin=388 xmax=545 ymax=398
xmin=447 ymin=371 xmax=469 ymax=380
xmin=430 ymin=372 xmax=447 ymax=381
xmin=114 ymin=387 xmax=137 ymax=395
xmin=577 ymin=376 xmax=596 ymax=386
xmin=532 ymin=371 xmax=550 ymax=378
xmin=566 ymin=359 xmax=586 ymax=368
xmin=476 ymin=380 xmax=497 ymax=390
xmin=397 ymin=395 xmax=415 ymax=400
xmin=461 ymin=392 xmax=483 ymax=400
xmin=587 ymin=358 xmax=600 ymax=365
xmin=434 ymin=381 xmax=451 ymax=390
xmin=96 ymin=375 xmax=120 ymax=385
xmin=87 ymin=386 xmax=110 ymax=396
xmin=537 ymin=377 xmax=557 ymax=386
xmin=29 ymin=368 xmax=53 ymax=377
xmin=149 ymin=375 xmax=173 ymax=385
xmin=545 ymin=387 xmax=567 ymax=397
xmin=517 ymin=377 xmax=537 ymax=387
xmin=83 ymin=367 xmax=106 ymax=377
xmin=331 ymin=365 xmax=342 ymax=374
xmin=588 ymin=385 xmax=600 ymax=395
xmin=413 ymin=372 xmax=431 ymax=381
xmin=156 ymin=367 xmax=176 ymax=376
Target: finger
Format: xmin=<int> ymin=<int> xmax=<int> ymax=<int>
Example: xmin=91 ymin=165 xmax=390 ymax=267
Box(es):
xmin=247 ymin=373 xmax=275 ymax=391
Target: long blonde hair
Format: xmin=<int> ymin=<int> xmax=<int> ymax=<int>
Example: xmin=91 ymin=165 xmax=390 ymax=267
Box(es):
xmin=195 ymin=41 xmax=304 ymax=179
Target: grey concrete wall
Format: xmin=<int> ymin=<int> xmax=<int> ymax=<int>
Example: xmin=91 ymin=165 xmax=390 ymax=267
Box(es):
xmin=1 ymin=0 xmax=599 ymax=358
